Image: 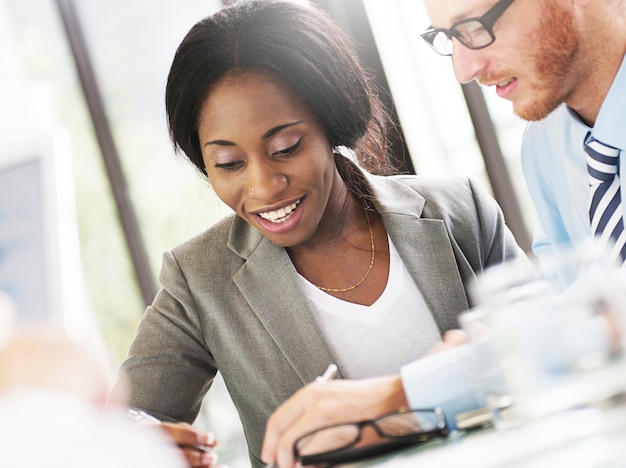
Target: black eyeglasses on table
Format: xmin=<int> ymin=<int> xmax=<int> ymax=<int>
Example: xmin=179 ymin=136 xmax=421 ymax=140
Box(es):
xmin=421 ymin=0 xmax=516 ymax=56
xmin=293 ymin=407 xmax=449 ymax=466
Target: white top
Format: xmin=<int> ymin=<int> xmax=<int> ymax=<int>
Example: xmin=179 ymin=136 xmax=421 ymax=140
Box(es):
xmin=298 ymin=236 xmax=440 ymax=379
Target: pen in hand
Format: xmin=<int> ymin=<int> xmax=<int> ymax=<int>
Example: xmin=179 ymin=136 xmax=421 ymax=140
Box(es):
xmin=127 ymin=408 xmax=215 ymax=453
xmin=315 ymin=363 xmax=338 ymax=383
xmin=265 ymin=364 xmax=339 ymax=468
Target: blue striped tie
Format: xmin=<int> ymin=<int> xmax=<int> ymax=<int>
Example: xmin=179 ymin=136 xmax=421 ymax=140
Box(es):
xmin=586 ymin=133 xmax=626 ymax=264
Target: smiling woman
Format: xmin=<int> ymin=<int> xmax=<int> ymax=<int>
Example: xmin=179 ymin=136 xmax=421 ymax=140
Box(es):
xmin=198 ymin=73 xmax=339 ymax=250
xmin=116 ymin=1 xmax=523 ymax=467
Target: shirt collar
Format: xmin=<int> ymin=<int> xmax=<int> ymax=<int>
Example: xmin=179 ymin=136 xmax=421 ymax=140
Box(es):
xmin=590 ymin=51 xmax=626 ymax=150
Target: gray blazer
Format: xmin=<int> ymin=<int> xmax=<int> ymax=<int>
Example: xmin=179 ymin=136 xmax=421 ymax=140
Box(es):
xmin=121 ymin=174 xmax=523 ymax=466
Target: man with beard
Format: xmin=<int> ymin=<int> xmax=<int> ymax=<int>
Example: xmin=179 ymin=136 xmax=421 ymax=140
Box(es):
xmin=421 ymin=0 xmax=626 ymax=261
xmin=262 ymin=1 xmax=626 ymax=465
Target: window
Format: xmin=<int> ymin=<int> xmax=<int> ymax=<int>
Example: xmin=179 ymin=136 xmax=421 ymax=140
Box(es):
xmin=363 ymin=0 xmax=534 ymax=243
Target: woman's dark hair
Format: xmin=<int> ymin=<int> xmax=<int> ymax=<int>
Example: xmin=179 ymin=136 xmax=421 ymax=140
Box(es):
xmin=165 ymin=0 xmax=396 ymax=201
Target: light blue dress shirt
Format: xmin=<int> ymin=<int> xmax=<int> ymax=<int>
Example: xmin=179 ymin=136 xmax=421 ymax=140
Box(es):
xmin=401 ymin=344 xmax=486 ymax=430
xmin=521 ymin=54 xmax=626 ymax=256
xmin=402 ymin=55 xmax=626 ymax=431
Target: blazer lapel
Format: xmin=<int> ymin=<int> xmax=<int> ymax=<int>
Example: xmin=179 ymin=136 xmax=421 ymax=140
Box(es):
xmin=385 ymin=214 xmax=468 ymax=333
xmin=229 ymin=219 xmax=338 ymax=385
xmin=226 ymin=172 xmax=470 ymax=383
xmin=371 ymin=175 xmax=469 ymax=333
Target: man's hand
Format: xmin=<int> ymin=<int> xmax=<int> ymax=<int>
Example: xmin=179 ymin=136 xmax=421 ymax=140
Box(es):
xmin=261 ymin=375 xmax=408 ymax=468
xmin=427 ymin=329 xmax=468 ymax=355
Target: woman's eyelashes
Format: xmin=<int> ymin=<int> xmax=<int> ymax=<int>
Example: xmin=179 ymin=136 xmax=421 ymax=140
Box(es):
xmin=211 ymin=137 xmax=303 ymax=171
xmin=214 ymin=161 xmax=241 ymax=171
xmin=271 ymin=138 xmax=302 ymax=157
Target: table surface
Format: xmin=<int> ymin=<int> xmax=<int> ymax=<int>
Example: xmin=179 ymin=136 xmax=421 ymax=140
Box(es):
xmin=342 ymin=403 xmax=626 ymax=468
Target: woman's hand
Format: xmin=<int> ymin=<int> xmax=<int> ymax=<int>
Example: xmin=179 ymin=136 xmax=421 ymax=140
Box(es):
xmin=261 ymin=375 xmax=408 ymax=468
xmin=159 ymin=422 xmax=220 ymax=468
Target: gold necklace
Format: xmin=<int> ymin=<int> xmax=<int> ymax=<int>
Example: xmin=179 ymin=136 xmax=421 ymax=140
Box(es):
xmin=316 ymin=209 xmax=375 ymax=293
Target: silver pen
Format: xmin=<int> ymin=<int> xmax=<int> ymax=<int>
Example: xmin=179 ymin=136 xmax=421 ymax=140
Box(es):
xmin=127 ymin=408 xmax=162 ymax=425
xmin=266 ymin=364 xmax=339 ymax=468
xmin=315 ymin=363 xmax=339 ymax=382
xmin=127 ymin=408 xmax=214 ymax=453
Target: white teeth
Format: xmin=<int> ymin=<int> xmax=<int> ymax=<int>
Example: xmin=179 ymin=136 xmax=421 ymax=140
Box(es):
xmin=258 ymin=199 xmax=300 ymax=223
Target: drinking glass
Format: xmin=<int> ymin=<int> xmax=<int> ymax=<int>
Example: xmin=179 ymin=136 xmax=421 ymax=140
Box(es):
xmin=463 ymin=242 xmax=626 ymax=427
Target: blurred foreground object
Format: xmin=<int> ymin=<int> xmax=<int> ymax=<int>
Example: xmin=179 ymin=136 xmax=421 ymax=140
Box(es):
xmin=0 ymin=291 xmax=16 ymax=345
xmin=462 ymin=240 xmax=626 ymax=428
xmin=0 ymin=329 xmax=187 ymax=468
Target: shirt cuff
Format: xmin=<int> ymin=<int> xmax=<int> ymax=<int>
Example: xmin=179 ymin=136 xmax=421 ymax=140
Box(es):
xmin=400 ymin=344 xmax=486 ymax=430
